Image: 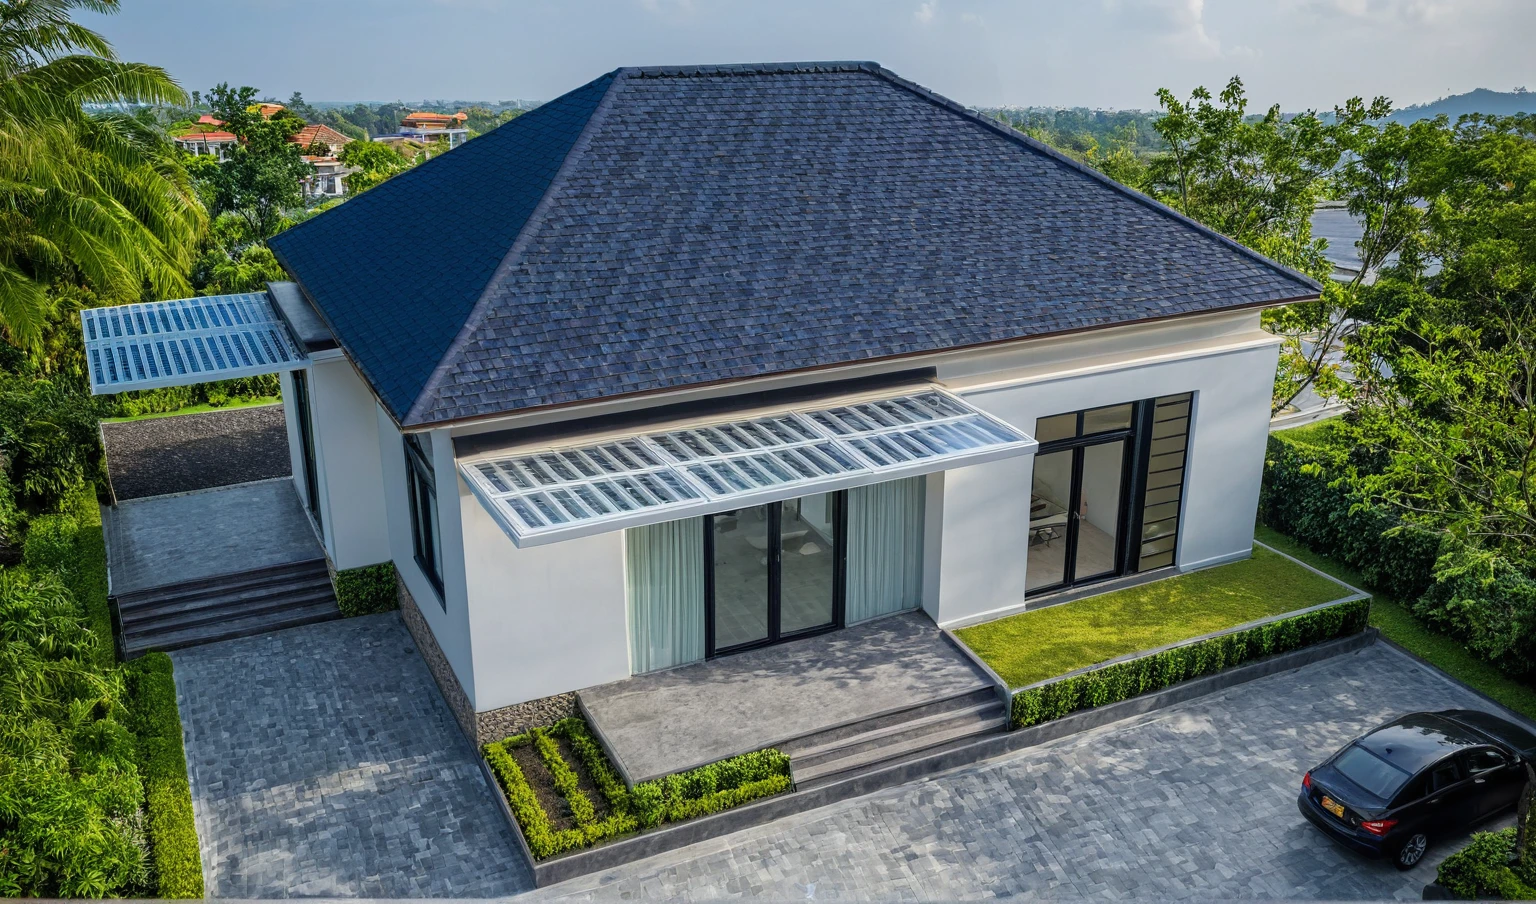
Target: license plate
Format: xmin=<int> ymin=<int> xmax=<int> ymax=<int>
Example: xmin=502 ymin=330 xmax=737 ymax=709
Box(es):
xmin=1321 ymin=796 xmax=1345 ymax=819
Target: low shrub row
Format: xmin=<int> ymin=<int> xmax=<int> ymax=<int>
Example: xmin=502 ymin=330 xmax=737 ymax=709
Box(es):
xmin=1011 ymin=597 xmax=1369 ymax=729
xmin=123 ymin=653 xmax=204 ymax=899
xmin=1436 ymin=828 xmax=1536 ymax=900
xmin=333 ymin=561 xmax=398 ymax=617
xmin=482 ymin=717 xmax=791 ymax=860
xmin=1262 ymin=428 xmax=1536 ymax=680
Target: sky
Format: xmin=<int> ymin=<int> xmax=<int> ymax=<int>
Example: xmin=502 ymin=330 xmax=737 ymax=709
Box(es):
xmin=85 ymin=0 xmax=1534 ymax=112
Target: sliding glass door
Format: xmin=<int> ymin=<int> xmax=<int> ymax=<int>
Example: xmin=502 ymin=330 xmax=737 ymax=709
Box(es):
xmin=706 ymin=492 xmax=844 ymax=656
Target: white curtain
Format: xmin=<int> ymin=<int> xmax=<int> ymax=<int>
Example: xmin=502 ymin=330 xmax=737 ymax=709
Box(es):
xmin=845 ymin=477 xmax=925 ymax=623
xmin=625 ymin=517 xmax=705 ymax=673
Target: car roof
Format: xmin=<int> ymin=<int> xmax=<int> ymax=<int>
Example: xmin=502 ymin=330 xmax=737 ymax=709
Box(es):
xmin=1438 ymin=709 xmax=1536 ymax=757
xmin=1355 ymin=712 xmax=1490 ymax=774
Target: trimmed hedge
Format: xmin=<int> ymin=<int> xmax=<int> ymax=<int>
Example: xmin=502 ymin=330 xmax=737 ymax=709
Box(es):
xmin=482 ymin=717 xmax=791 ymax=859
xmin=123 ymin=653 xmax=204 ymax=899
xmin=1011 ymin=597 xmax=1369 ymax=729
xmin=1262 ymin=429 xmax=1536 ymax=679
xmin=333 ymin=561 xmax=398 ymax=617
xmin=1436 ymin=828 xmax=1536 ymax=899
xmin=1260 ymin=432 xmax=1438 ymax=602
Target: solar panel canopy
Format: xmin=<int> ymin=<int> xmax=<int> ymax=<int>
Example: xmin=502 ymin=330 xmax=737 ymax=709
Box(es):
xmin=81 ymin=292 xmax=308 ymax=394
xmin=459 ymin=389 xmax=1038 ymax=547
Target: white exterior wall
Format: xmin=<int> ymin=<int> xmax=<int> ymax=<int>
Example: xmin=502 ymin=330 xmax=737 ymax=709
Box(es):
xmin=376 ymin=406 xmax=479 ymax=703
xmin=459 ymin=475 xmax=631 ymax=710
xmin=308 ymin=355 xmax=391 ymax=569
xmin=927 ymin=321 xmax=1280 ymax=627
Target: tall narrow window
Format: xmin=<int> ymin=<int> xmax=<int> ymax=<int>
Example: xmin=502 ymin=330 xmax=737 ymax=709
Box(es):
xmin=291 ymin=370 xmax=322 ymax=532
xmin=404 ymin=433 xmax=444 ymax=602
xmin=1135 ymin=393 xmax=1192 ymax=572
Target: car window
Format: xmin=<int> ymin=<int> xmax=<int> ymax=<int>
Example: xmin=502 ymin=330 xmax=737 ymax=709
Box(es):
xmin=1334 ymin=744 xmax=1413 ymax=799
xmin=1429 ymin=758 xmax=1464 ymax=792
xmin=1466 ymin=748 xmax=1508 ymax=775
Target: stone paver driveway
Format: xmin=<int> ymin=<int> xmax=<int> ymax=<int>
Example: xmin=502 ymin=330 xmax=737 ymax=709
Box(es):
xmin=173 ymin=613 xmax=528 ymax=897
xmin=528 ymin=641 xmax=1515 ymax=901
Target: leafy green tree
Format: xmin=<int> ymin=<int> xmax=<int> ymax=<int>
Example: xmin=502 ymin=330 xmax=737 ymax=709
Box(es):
xmin=200 ymin=83 xmax=312 ymax=241
xmin=337 ymin=138 xmax=409 ymax=193
xmin=0 ymin=0 xmax=204 ymax=350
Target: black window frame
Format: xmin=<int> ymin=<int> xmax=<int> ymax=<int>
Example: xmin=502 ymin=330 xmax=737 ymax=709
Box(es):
xmin=291 ymin=369 xmax=322 ymax=532
xmin=404 ymin=432 xmax=445 ymax=603
xmin=704 ymin=492 xmax=848 ymax=658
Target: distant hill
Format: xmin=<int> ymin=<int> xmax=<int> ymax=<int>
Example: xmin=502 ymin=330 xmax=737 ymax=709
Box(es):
xmin=1390 ymin=88 xmax=1534 ymax=123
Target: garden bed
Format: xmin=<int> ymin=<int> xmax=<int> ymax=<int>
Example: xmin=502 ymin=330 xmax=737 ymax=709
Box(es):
xmin=481 ymin=716 xmax=791 ymax=861
xmin=955 ymin=545 xmax=1358 ymax=688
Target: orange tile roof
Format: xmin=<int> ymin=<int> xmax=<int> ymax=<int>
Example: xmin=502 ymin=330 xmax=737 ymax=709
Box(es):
xmin=196 ymin=114 xmax=225 ymax=126
xmin=290 ymin=124 xmax=353 ymax=148
xmin=177 ymin=130 xmax=237 ymax=142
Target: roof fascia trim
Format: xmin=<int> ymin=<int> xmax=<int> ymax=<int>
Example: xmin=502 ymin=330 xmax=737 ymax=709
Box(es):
xmin=862 ymin=63 xmax=1325 ymax=295
xmin=403 ymin=70 xmax=626 ymax=427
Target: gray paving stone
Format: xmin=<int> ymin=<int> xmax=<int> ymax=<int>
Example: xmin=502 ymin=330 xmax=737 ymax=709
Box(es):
xmin=524 ymin=642 xmax=1513 ymax=901
xmin=172 ymin=614 xmax=530 ymax=897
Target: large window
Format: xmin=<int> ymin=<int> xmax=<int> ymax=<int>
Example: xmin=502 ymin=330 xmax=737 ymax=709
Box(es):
xmin=705 ymin=491 xmax=845 ymax=656
xmin=405 ymin=433 xmax=444 ymax=602
xmin=1026 ymin=393 xmax=1192 ymax=596
xmin=291 ymin=370 xmax=322 ymax=532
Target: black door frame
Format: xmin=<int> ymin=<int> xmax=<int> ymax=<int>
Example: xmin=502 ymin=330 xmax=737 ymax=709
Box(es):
xmin=1028 ymin=407 xmax=1145 ymax=597
xmin=704 ymin=492 xmax=848 ymax=658
xmin=291 ymin=369 xmax=322 ymax=532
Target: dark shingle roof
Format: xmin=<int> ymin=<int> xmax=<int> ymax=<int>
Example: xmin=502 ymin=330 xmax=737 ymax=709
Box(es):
xmin=270 ymin=62 xmax=1319 ymax=427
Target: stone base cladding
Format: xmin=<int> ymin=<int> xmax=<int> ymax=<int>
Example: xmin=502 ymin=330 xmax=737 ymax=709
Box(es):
xmin=396 ymin=579 xmax=478 ymax=743
xmin=476 ymin=693 xmax=578 ymax=744
xmin=395 ymin=579 xmax=579 ymax=746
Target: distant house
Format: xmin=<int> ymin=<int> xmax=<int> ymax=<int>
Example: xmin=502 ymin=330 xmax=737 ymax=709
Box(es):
xmin=173 ymin=128 xmax=239 ymax=160
xmin=254 ymin=102 xmax=286 ymax=119
xmin=291 ymin=123 xmax=354 ymax=156
xmin=300 ymin=156 xmax=356 ymax=202
xmin=395 ymin=111 xmax=469 ymax=148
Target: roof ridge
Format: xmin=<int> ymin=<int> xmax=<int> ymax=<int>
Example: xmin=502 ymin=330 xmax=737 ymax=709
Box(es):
xmin=403 ymin=69 xmax=626 ymax=426
xmin=618 ymin=61 xmax=880 ymax=78
xmin=860 ymin=65 xmax=1323 ymax=294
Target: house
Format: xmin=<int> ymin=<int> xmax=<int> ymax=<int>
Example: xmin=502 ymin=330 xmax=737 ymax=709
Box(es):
xmin=173 ymin=128 xmax=239 ymax=159
xmin=84 ymin=63 xmax=1317 ymax=746
xmin=290 ymin=123 xmax=354 ymax=156
xmin=300 ymin=156 xmax=355 ymax=201
xmin=395 ymin=110 xmax=469 ymax=148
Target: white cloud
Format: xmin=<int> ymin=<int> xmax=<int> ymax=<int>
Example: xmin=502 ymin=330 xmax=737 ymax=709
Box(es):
xmin=1101 ymin=0 xmax=1254 ymax=59
xmin=914 ymin=1 xmax=937 ymax=26
xmin=1281 ymin=0 xmax=1484 ymax=24
xmin=961 ymin=11 xmax=984 ymax=26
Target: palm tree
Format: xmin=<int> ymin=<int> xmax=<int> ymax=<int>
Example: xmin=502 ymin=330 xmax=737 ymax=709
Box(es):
xmin=0 ymin=0 xmax=205 ymax=350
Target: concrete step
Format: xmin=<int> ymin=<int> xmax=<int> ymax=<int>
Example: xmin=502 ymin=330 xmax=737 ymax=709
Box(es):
xmin=116 ymin=558 xmax=329 ymax=612
xmin=780 ymin=685 xmax=998 ymax=755
xmin=122 ymin=584 xmax=337 ymax=636
xmin=791 ymin=708 xmax=1009 ymax=789
xmin=787 ymin=699 xmax=1006 ymax=772
xmin=122 ymin=598 xmax=342 ymax=657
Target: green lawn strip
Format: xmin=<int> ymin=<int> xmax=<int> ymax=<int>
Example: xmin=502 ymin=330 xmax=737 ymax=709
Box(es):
xmin=124 ymin=653 xmax=204 ymax=898
xmin=100 ymin=396 xmax=281 ymax=423
xmin=1256 ymin=525 xmax=1536 ymax=722
xmin=955 ymin=546 xmax=1353 ymax=688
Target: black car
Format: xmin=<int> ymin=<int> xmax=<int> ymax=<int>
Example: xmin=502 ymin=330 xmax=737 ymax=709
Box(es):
xmin=1299 ymin=710 xmax=1536 ymax=869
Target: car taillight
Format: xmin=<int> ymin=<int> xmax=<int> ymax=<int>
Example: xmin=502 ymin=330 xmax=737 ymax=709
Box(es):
xmin=1302 ymin=772 xmax=1312 ymax=790
xmin=1360 ymin=819 xmax=1397 ymax=837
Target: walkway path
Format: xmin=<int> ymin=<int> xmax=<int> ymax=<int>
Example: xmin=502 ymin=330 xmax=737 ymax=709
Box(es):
xmin=172 ymin=614 xmax=529 ymax=897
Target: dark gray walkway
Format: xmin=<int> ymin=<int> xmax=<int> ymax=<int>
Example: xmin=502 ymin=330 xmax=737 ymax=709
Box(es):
xmin=580 ymin=612 xmax=992 ymax=782
xmin=105 ymin=478 xmax=321 ymax=595
xmin=173 ymin=613 xmax=529 ymax=898
xmin=102 ymin=404 xmax=289 ymax=501
xmin=530 ymin=641 xmax=1518 ymax=900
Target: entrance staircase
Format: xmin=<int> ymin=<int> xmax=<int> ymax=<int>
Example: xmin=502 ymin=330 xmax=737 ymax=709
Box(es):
xmin=782 ymin=686 xmax=1009 ymax=789
xmin=115 ymin=557 xmax=341 ymax=658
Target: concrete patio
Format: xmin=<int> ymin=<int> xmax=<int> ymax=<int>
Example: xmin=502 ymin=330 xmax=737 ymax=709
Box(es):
xmin=579 ymin=612 xmax=995 ymax=783
xmin=104 ymin=477 xmax=322 ymax=595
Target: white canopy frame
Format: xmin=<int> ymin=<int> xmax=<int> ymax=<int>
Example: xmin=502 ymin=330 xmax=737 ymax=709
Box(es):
xmin=81 ymin=292 xmax=308 ymax=395
xmin=459 ymin=387 xmax=1038 ymax=548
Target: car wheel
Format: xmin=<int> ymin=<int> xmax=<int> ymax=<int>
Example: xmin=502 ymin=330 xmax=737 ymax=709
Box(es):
xmin=1395 ymin=832 xmax=1429 ymax=870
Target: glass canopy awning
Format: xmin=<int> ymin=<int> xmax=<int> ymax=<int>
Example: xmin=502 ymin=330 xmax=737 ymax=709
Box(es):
xmin=459 ymin=388 xmax=1038 ymax=548
xmin=81 ymin=292 xmax=308 ymax=394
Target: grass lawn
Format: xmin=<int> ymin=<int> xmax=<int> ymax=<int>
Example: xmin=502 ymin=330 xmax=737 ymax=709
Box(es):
xmin=1255 ymin=525 xmax=1536 ymax=722
xmin=100 ymin=395 xmax=280 ymax=423
xmin=955 ymin=546 xmax=1355 ymax=688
